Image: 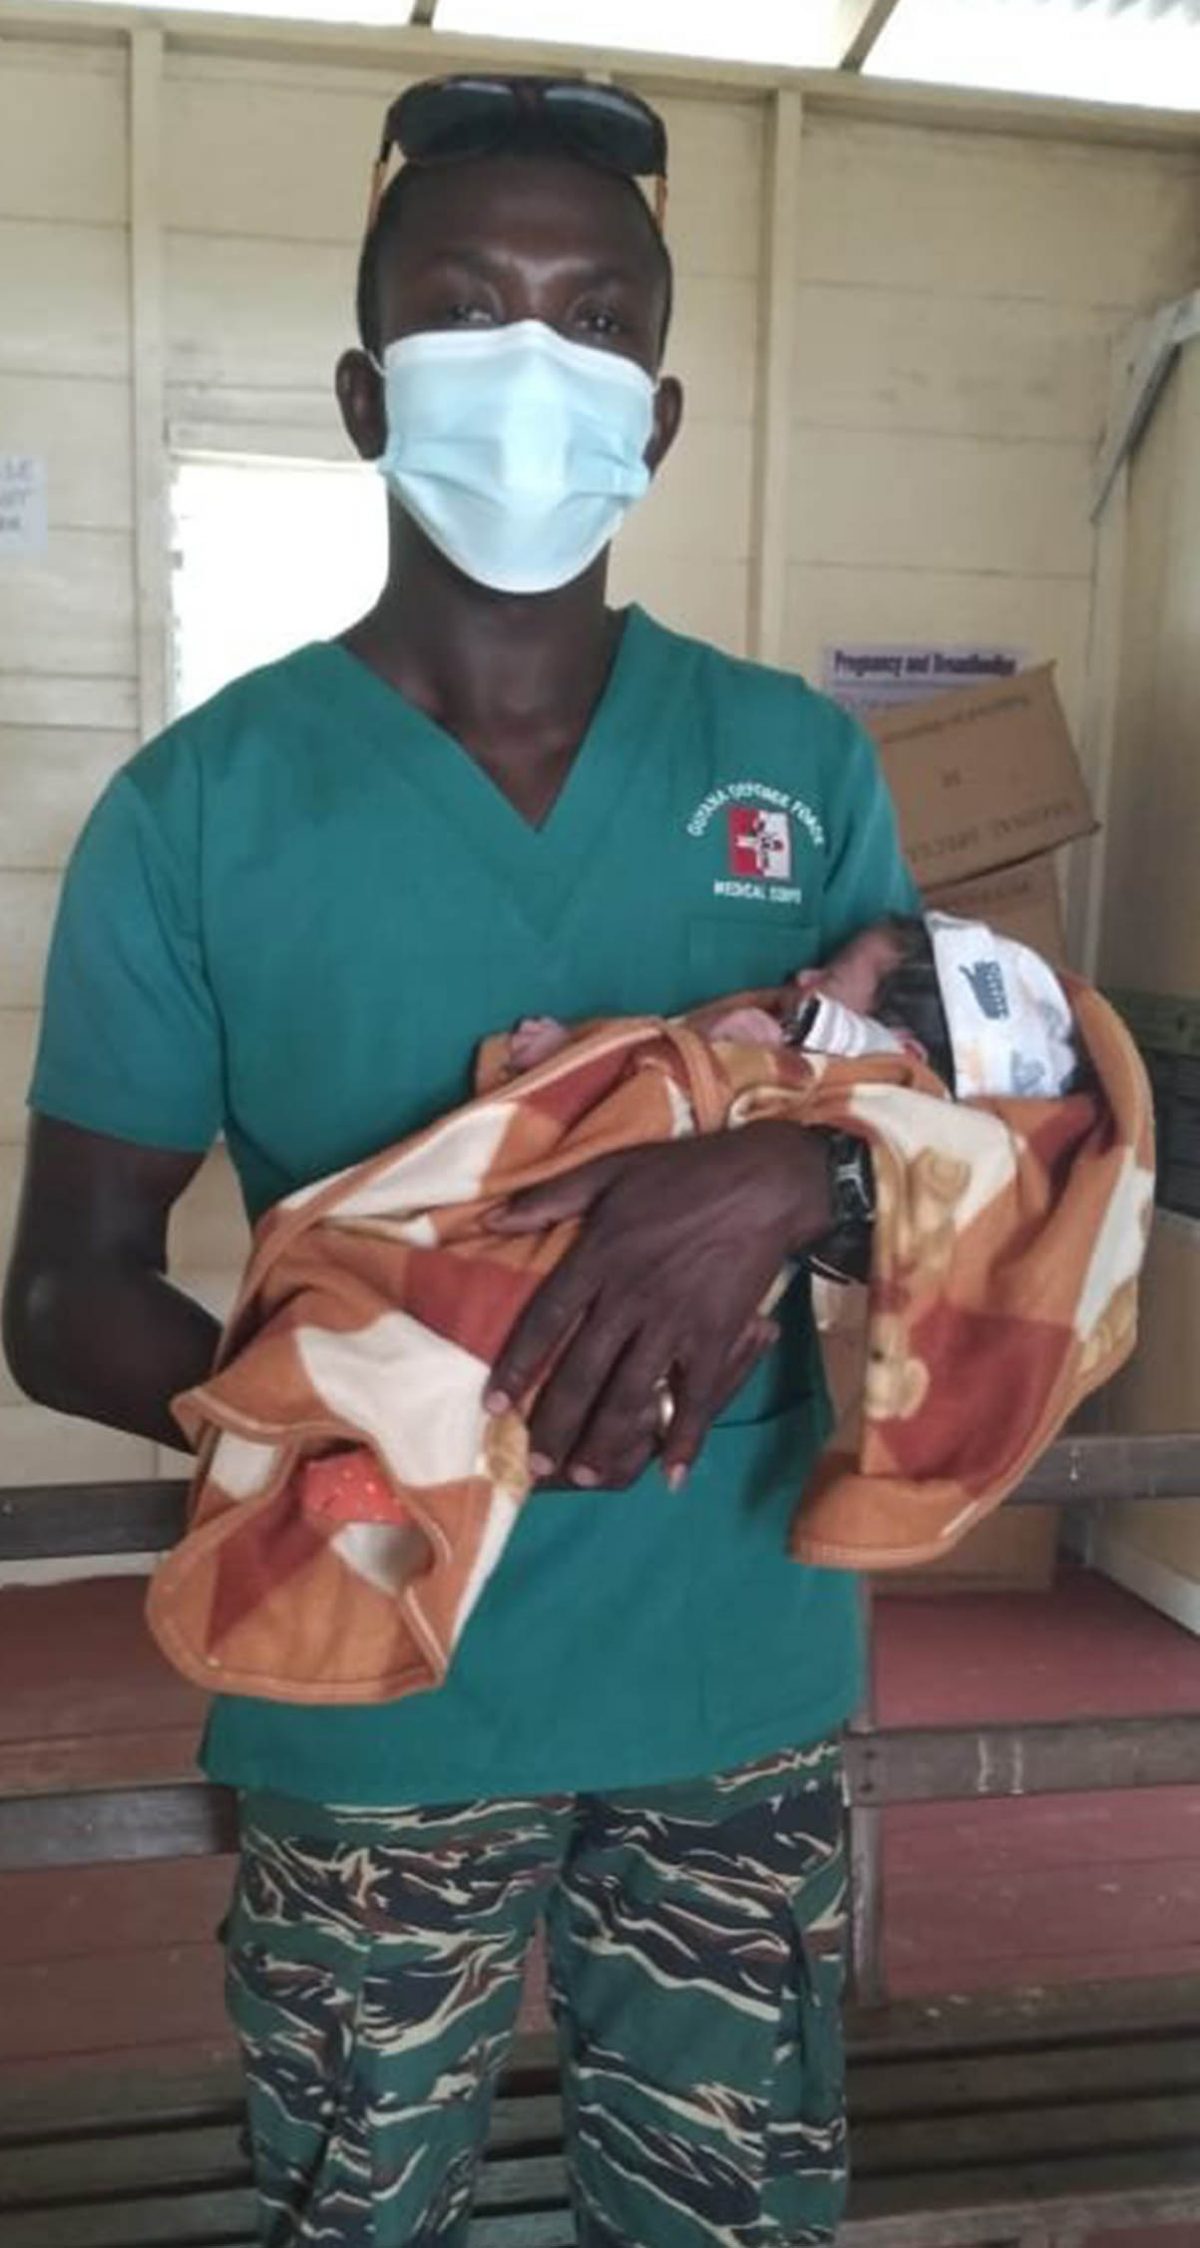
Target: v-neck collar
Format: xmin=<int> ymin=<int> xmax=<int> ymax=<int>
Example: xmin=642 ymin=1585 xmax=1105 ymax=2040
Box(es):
xmin=305 ymin=605 xmax=683 ymax=943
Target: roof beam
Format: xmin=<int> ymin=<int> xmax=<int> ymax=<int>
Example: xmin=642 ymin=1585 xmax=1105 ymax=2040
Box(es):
xmin=830 ymin=0 xmax=903 ymax=72
xmin=1092 ymin=290 xmax=1200 ymax=518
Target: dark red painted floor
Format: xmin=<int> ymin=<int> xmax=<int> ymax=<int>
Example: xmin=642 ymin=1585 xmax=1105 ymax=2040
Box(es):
xmin=871 ymin=1569 xmax=1200 ymax=1998
xmin=1 ymin=1563 xmax=1197 ymax=2241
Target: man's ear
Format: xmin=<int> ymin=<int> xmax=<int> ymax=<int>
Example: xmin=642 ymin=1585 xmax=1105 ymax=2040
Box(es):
xmin=645 ymin=375 xmax=683 ymax=476
xmin=336 ymin=348 xmax=387 ymax=462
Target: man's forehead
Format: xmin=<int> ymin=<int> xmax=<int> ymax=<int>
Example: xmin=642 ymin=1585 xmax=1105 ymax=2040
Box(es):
xmin=384 ymin=152 xmax=660 ymax=268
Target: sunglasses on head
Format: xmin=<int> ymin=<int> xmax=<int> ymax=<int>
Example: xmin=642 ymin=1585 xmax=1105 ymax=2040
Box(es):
xmin=367 ymin=74 xmax=669 ymax=235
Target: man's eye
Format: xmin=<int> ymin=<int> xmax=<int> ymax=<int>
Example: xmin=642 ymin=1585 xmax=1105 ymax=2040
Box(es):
xmin=576 ymin=307 xmax=624 ymax=339
xmin=442 ymin=302 xmax=495 ymax=327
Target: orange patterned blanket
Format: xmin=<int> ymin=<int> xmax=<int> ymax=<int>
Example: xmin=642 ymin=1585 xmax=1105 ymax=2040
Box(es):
xmin=146 ymin=982 xmax=1153 ymax=1705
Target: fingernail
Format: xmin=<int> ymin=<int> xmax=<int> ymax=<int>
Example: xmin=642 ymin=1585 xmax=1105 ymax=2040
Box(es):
xmin=484 ymin=1390 xmax=511 ymax=1415
xmin=529 ymin=1452 xmax=555 ymax=1480
xmin=666 ymin=1464 xmax=689 ymax=1493
xmin=570 ymin=1465 xmax=601 ymax=1488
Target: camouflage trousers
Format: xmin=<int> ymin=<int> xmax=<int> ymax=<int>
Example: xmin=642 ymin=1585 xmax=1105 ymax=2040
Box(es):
xmin=225 ymin=1739 xmax=848 ymax=2248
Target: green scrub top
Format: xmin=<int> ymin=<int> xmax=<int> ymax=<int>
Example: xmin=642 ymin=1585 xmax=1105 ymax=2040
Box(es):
xmin=31 ymin=606 xmax=918 ymax=1806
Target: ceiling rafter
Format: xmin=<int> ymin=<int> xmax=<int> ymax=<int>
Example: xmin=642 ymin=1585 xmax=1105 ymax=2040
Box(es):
xmin=829 ymin=0 xmax=905 ymax=71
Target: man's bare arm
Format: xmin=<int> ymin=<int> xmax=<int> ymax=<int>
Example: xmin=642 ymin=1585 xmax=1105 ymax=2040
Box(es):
xmin=3 ymin=1115 xmax=223 ymax=1451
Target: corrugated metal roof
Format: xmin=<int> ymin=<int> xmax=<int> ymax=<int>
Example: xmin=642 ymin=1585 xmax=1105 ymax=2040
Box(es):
xmin=41 ymin=0 xmax=1200 ymax=110
xmin=869 ymin=0 xmax=1200 ymax=111
xmin=436 ymin=0 xmax=846 ymax=68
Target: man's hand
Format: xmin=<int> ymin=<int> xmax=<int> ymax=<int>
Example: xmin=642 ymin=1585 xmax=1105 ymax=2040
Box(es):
xmin=486 ymin=1122 xmax=833 ymax=1491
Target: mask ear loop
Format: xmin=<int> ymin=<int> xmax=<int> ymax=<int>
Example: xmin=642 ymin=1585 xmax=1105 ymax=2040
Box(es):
xmin=366 ymin=111 xmax=400 ymax=235
xmin=366 ymin=153 xmax=390 ymax=234
xmin=364 ymin=126 xmax=401 ymax=377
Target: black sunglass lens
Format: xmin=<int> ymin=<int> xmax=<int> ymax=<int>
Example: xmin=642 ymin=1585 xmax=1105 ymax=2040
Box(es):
xmin=396 ymin=79 xmax=516 ymax=163
xmin=543 ymin=86 xmax=666 ymax=176
xmin=392 ymin=77 xmax=666 ymax=179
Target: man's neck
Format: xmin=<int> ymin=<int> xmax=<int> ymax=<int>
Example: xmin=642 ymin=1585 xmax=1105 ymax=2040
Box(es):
xmin=342 ymin=523 xmax=622 ymax=797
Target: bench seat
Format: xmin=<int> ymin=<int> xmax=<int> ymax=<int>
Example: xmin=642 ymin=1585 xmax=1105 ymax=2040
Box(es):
xmin=2 ymin=1977 xmax=1198 ymax=2245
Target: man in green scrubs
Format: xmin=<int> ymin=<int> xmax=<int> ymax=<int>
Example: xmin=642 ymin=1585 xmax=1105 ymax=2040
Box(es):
xmin=5 ymin=77 xmax=916 ymax=2247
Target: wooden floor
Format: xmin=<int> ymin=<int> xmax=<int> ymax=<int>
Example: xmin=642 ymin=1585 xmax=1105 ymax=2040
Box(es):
xmin=1 ymin=1560 xmax=1197 ymax=2245
xmin=872 ymin=1569 xmax=1200 ymax=1998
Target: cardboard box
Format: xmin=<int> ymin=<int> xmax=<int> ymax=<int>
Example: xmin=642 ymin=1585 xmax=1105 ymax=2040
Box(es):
xmin=869 ymin=664 xmax=1095 ymax=891
xmin=927 ymin=854 xmax=1069 ymax=971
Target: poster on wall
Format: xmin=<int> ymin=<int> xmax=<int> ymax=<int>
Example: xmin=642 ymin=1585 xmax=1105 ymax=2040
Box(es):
xmin=822 ymin=643 xmax=1025 ymax=717
xmin=0 ymin=454 xmax=47 ymax=558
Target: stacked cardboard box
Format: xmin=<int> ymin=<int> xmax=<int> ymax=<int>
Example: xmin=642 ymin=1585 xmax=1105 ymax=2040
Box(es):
xmin=822 ymin=667 xmax=1096 ymax=1592
xmin=872 ymin=663 xmax=1094 ymax=960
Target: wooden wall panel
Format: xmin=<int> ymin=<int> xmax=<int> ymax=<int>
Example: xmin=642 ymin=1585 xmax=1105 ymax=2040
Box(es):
xmin=1101 ymin=348 xmax=1200 ymax=996
xmin=0 ymin=875 xmax=62 ymax=1011
xmin=609 ymin=555 xmax=751 ymax=656
xmin=0 ymin=38 xmax=128 ymax=227
xmin=0 ymin=221 xmax=131 ymax=379
xmin=789 ymin=429 xmax=1093 ymax=577
xmin=0 ymin=530 xmax=136 ymax=680
xmin=0 ymin=729 xmax=134 ymax=871
xmin=619 ymin=420 xmax=752 ymax=557
xmin=1095 ymin=1218 xmax=1200 ymax=1617
xmin=0 ymin=25 xmax=137 ymax=1468
xmin=792 ymin=290 xmax=1115 ymax=445
xmin=780 ymin=109 xmax=1199 ymax=762
xmin=165 ymin=232 xmax=353 ymax=406
xmin=0 ymin=1404 xmax=154 ymax=1487
xmin=0 ymin=375 xmax=132 ymax=533
xmin=795 ymin=116 xmax=1200 ymax=307
xmin=164 ymin=59 xmax=403 ymax=246
xmin=0 ymin=1014 xmax=38 ymax=1145
xmin=1088 ymin=338 xmax=1200 ymax=1622
xmin=0 ymin=676 xmax=138 ymax=731
xmin=784 ymin=565 xmax=1092 ymax=732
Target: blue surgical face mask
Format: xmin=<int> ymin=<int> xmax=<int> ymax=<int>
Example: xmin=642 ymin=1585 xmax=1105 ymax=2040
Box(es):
xmin=373 ymin=319 xmax=656 ymax=595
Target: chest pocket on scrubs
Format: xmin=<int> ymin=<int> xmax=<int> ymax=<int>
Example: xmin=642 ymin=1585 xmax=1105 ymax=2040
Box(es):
xmin=686 ymin=911 xmax=820 ymax=1004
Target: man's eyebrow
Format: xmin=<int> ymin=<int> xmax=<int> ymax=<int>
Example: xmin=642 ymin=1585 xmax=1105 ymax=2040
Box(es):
xmin=415 ymin=245 xmax=643 ymax=289
xmin=414 ymin=244 xmax=501 ymax=277
xmin=570 ymin=262 xmax=645 ymax=292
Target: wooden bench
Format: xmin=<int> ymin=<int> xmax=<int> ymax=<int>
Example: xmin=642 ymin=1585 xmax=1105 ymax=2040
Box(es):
xmin=2 ymin=1433 xmax=1199 ymax=2245
xmin=2 ymin=1978 xmax=1199 ymax=2246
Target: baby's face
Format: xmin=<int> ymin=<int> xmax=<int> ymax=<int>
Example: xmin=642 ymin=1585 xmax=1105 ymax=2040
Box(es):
xmin=793 ymin=922 xmax=908 ymax=1017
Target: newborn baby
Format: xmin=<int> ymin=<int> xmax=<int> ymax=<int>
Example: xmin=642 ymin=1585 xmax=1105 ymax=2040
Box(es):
xmin=297 ymin=911 xmax=1082 ymax=1542
xmin=506 ymin=912 xmax=1080 ymax=1102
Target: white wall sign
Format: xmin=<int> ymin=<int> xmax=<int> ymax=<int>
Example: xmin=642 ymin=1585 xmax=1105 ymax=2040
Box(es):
xmin=0 ymin=454 xmax=48 ymax=558
xmin=822 ymin=643 xmax=1025 ymax=717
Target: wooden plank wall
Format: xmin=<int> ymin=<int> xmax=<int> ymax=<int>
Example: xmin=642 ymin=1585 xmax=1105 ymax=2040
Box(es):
xmin=0 ymin=34 xmax=151 ymax=1497
xmin=1 ymin=11 xmax=1198 ymax=1507
xmin=1088 ymin=340 xmax=1200 ymax=1622
xmin=782 ymin=111 xmax=1200 ymax=733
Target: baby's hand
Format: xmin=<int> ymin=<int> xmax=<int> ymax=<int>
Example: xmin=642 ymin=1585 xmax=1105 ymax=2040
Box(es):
xmin=509 ymin=1016 xmax=571 ymax=1073
xmin=705 ymin=1004 xmax=785 ymax=1047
